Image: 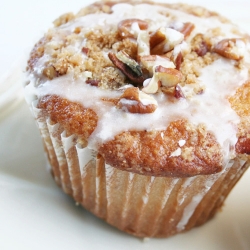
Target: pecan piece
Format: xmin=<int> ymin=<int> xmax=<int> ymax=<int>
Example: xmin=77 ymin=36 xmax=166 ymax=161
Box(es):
xmin=213 ymin=38 xmax=246 ymax=61
xmin=81 ymin=47 xmax=89 ymax=55
xmin=86 ymin=79 xmax=99 ymax=87
xmin=174 ymin=84 xmax=185 ymax=99
xmin=142 ymin=66 xmax=182 ymax=95
xmin=118 ymin=19 xmax=148 ymax=38
xmin=108 ymin=52 xmax=145 ymax=85
xmin=171 ymin=41 xmax=190 ymax=68
xmin=179 ymin=22 xmax=195 ymax=38
xmin=140 ymin=55 xmax=175 ymax=75
xmin=116 ymin=50 xmax=142 ymax=76
xmin=195 ymin=41 xmax=209 ymax=56
xmin=175 ymin=52 xmax=183 ymax=70
xmin=154 ymin=66 xmax=182 ymax=88
xmin=169 ymin=22 xmax=195 ymax=39
xmin=118 ymin=87 xmax=158 ymax=114
xmin=150 ymin=29 xmax=166 ymax=50
xmin=192 ymin=34 xmax=211 ymax=57
xmin=150 ymin=27 xmax=184 ymax=55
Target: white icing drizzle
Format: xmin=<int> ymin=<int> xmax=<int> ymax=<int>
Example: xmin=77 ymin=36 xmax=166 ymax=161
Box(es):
xmin=24 ymin=3 xmax=250 ymax=161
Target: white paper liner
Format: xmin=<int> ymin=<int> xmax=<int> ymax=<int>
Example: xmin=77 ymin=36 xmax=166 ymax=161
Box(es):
xmin=31 ymin=100 xmax=250 ymax=238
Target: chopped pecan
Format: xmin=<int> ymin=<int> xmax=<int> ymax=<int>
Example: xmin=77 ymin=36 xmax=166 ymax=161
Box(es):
xmin=86 ymin=79 xmax=99 ymax=86
xmin=174 ymin=84 xmax=185 ymax=99
xmin=175 ymin=52 xmax=183 ymax=70
xmin=179 ymin=22 xmax=195 ymax=38
xmin=102 ymin=97 xmax=119 ymax=105
xmin=142 ymin=65 xmax=182 ymax=95
xmin=169 ymin=21 xmax=194 ymax=38
xmin=192 ymin=34 xmax=211 ymax=57
xmin=108 ymin=52 xmax=145 ymax=85
xmin=154 ymin=66 xmax=182 ymax=88
xmin=171 ymin=41 xmax=190 ymax=68
xmin=116 ymin=50 xmax=142 ymax=76
xmin=195 ymin=41 xmax=209 ymax=56
xmin=140 ymin=55 xmax=175 ymax=75
xmin=150 ymin=27 xmax=184 ymax=55
xmin=150 ymin=29 xmax=166 ymax=51
xmin=118 ymin=19 xmax=148 ymax=38
xmin=81 ymin=47 xmax=89 ymax=55
xmin=117 ymin=87 xmax=158 ymax=114
xmin=213 ymin=38 xmax=246 ymax=61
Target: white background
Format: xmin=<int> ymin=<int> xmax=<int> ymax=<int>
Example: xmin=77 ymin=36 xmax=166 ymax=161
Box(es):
xmin=0 ymin=0 xmax=250 ymax=249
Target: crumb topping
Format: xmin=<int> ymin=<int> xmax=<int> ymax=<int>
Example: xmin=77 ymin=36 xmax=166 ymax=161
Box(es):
xmin=27 ymin=1 xmax=247 ymax=99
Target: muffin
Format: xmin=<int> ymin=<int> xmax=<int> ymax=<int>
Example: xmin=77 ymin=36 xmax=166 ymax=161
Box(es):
xmin=24 ymin=0 xmax=250 ymax=238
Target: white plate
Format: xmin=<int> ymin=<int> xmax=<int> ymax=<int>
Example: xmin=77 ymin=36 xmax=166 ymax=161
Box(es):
xmin=0 ymin=1 xmax=250 ymax=249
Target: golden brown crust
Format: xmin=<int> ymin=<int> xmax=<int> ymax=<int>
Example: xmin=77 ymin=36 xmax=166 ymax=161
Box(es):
xmin=37 ymin=95 xmax=98 ymax=143
xmin=36 ymin=93 xmax=223 ymax=176
xmin=99 ymin=120 xmax=223 ymax=177
xmin=34 ymin=76 xmax=250 ymax=176
xmin=229 ymin=81 xmax=250 ymax=154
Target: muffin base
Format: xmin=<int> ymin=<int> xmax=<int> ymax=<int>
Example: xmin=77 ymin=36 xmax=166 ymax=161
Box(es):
xmin=32 ymin=102 xmax=250 ymax=238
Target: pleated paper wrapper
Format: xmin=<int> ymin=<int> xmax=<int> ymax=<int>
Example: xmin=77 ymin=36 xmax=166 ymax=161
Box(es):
xmin=31 ymin=101 xmax=250 ymax=238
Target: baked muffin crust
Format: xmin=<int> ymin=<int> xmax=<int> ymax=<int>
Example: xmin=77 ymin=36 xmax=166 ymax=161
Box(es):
xmin=25 ymin=0 xmax=250 ymax=177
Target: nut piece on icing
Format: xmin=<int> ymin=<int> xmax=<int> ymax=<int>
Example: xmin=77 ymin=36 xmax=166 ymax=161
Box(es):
xmin=108 ymin=52 xmax=145 ymax=85
xmin=213 ymin=38 xmax=246 ymax=61
xmin=154 ymin=65 xmax=182 ymax=88
xmin=169 ymin=21 xmax=195 ymax=39
xmin=174 ymin=52 xmax=183 ymax=70
xmin=192 ymin=34 xmax=211 ymax=57
xmin=174 ymin=84 xmax=185 ymax=99
xmin=116 ymin=50 xmax=142 ymax=76
xmin=86 ymin=79 xmax=99 ymax=86
xmin=150 ymin=27 xmax=184 ymax=55
xmin=140 ymin=55 xmax=175 ymax=75
xmin=150 ymin=28 xmax=166 ymax=50
xmin=179 ymin=22 xmax=195 ymax=38
xmin=118 ymin=87 xmax=158 ymax=113
xmin=142 ymin=65 xmax=183 ymax=94
xmin=118 ymin=18 xmax=148 ymax=38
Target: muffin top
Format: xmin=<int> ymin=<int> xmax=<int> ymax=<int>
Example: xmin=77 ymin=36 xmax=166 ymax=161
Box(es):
xmin=25 ymin=0 xmax=250 ymax=177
